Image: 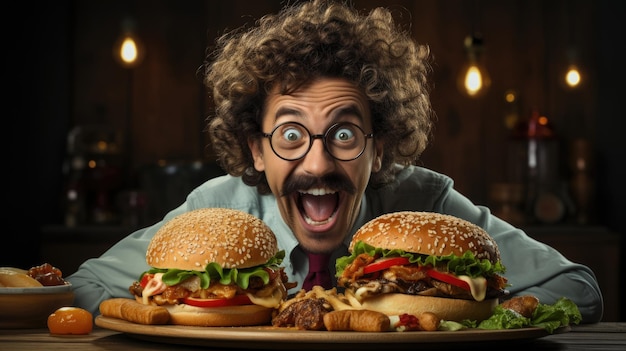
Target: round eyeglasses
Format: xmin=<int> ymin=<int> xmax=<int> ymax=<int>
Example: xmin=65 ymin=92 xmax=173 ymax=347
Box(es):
xmin=262 ymin=122 xmax=374 ymax=161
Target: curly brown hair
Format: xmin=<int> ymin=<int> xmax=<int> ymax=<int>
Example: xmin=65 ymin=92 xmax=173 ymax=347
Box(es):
xmin=203 ymin=0 xmax=434 ymax=194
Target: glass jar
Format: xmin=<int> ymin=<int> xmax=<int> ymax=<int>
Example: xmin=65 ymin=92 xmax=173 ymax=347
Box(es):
xmin=507 ymin=111 xmax=568 ymax=224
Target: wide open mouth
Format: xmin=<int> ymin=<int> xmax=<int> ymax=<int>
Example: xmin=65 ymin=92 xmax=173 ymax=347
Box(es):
xmin=297 ymin=188 xmax=340 ymax=225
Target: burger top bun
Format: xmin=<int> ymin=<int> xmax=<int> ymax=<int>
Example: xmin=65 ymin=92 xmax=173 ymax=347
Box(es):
xmin=146 ymin=208 xmax=278 ymax=271
xmin=350 ymin=211 xmax=500 ymax=263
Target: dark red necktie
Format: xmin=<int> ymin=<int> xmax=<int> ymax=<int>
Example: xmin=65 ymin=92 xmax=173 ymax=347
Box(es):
xmin=302 ymin=252 xmax=333 ymax=291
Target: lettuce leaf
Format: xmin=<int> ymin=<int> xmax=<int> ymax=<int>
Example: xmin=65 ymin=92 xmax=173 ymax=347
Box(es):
xmin=335 ymin=240 xmax=506 ymax=278
xmin=141 ymin=250 xmax=285 ymax=290
xmin=465 ymin=297 xmax=582 ymax=333
xmin=530 ymin=297 xmax=582 ymax=332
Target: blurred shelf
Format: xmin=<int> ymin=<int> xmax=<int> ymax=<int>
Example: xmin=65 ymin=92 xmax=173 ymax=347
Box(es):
xmin=40 ymin=225 xmax=136 ymax=276
xmin=522 ymin=225 xmax=619 ymax=238
xmin=41 ymin=225 xmax=134 ymax=241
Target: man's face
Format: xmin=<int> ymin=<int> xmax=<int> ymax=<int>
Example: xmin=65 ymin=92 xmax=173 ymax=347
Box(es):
xmin=249 ymin=78 xmax=382 ymax=254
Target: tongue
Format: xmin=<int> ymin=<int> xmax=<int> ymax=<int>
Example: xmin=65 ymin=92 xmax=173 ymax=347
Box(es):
xmin=301 ymin=193 xmax=337 ymax=222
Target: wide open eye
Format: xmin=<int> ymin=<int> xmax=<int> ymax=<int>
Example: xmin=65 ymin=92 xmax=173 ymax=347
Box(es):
xmin=282 ymin=126 xmax=304 ymax=143
xmin=271 ymin=123 xmax=309 ymax=158
xmin=332 ymin=126 xmax=356 ymax=143
xmin=328 ymin=123 xmax=361 ymax=149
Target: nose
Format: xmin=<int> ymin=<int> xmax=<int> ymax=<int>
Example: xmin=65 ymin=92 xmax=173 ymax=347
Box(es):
xmin=300 ymin=138 xmax=336 ymax=176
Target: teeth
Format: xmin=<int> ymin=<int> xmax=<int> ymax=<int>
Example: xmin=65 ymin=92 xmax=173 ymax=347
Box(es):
xmin=304 ymin=211 xmax=335 ymax=226
xmin=300 ymin=188 xmax=336 ymax=196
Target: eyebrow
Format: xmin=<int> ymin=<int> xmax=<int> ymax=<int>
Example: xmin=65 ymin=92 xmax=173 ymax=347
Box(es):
xmin=274 ymin=107 xmax=302 ymax=121
xmin=273 ymin=104 xmax=364 ymax=122
xmin=332 ymin=105 xmax=364 ymax=121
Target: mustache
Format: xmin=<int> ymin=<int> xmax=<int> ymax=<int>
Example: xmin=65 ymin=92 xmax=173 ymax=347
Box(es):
xmin=280 ymin=173 xmax=356 ymax=196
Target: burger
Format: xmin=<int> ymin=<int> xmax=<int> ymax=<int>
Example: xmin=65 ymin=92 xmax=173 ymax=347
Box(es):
xmin=128 ymin=208 xmax=294 ymax=326
xmin=335 ymin=211 xmax=509 ymax=322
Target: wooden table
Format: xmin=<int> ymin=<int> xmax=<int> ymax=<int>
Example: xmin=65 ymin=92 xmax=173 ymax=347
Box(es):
xmin=0 ymin=323 xmax=624 ymax=350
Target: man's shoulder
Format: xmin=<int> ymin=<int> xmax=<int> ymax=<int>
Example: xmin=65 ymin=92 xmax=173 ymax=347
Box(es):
xmin=388 ymin=164 xmax=453 ymax=188
xmin=188 ymin=175 xmax=264 ymax=204
xmin=364 ymin=164 xmax=453 ymax=209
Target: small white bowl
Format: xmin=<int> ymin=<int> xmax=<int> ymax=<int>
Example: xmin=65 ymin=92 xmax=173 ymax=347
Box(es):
xmin=0 ymin=283 xmax=75 ymax=328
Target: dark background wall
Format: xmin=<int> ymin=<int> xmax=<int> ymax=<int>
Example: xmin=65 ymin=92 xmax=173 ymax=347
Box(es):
xmin=5 ymin=0 xmax=625 ymax=319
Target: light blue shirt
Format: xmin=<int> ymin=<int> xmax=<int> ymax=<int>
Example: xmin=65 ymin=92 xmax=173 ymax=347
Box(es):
xmin=67 ymin=165 xmax=603 ymax=322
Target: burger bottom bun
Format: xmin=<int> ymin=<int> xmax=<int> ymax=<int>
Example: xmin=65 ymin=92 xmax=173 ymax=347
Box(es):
xmin=361 ymin=293 xmax=498 ymax=322
xmin=163 ymin=303 xmax=273 ymax=327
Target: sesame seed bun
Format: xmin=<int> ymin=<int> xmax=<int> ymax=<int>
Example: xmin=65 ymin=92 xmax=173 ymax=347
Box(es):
xmin=146 ymin=208 xmax=279 ymax=271
xmin=350 ymin=211 xmax=500 ymax=263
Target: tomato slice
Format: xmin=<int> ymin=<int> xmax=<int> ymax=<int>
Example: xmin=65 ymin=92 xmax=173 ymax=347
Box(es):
xmin=182 ymin=294 xmax=252 ymax=308
xmin=425 ymin=269 xmax=471 ymax=291
xmin=139 ymin=273 xmax=153 ymax=288
xmin=363 ymin=257 xmax=411 ymax=274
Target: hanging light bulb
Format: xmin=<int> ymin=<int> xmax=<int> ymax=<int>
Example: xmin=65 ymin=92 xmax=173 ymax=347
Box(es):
xmin=120 ymin=37 xmax=139 ymax=64
xmin=564 ymin=64 xmax=581 ymax=88
xmin=113 ymin=17 xmax=145 ymax=68
xmin=463 ymin=65 xmax=484 ymax=96
xmin=563 ymin=49 xmax=583 ymax=89
xmin=503 ymin=89 xmax=520 ymax=130
xmin=458 ymin=34 xmax=491 ymax=97
xmin=561 ymin=0 xmax=583 ymax=91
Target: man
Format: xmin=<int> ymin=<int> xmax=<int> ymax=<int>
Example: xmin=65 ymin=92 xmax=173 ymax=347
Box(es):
xmin=67 ymin=0 xmax=603 ymax=322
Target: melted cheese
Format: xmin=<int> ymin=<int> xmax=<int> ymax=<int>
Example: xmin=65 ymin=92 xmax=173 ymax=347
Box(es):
xmin=354 ymin=282 xmax=380 ymax=301
xmin=141 ymin=272 xmax=166 ymax=305
xmin=247 ymin=288 xmax=283 ymax=308
xmin=247 ymin=279 xmax=286 ymax=308
xmin=458 ymin=275 xmax=487 ymax=301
